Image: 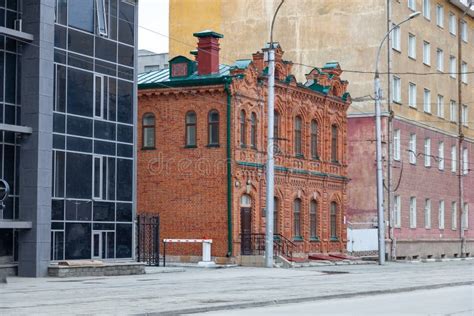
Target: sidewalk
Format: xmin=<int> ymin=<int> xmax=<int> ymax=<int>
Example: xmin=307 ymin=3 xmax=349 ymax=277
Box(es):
xmin=0 ymin=260 xmax=473 ymax=315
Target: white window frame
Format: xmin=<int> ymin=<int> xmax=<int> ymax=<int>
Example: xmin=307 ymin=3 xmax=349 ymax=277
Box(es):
xmin=394 ymin=195 xmax=401 ymax=228
xmin=462 ymin=104 xmax=468 ymax=127
xmin=436 ymin=4 xmax=444 ymax=27
xmin=424 ymin=138 xmax=431 ymax=167
xmin=461 ymin=62 xmax=468 ymax=84
xmin=450 ymin=100 xmax=457 ymax=122
xmin=409 ymin=134 xmax=417 ymax=164
xmin=392 ymin=76 xmax=401 ymax=103
xmin=461 ymin=20 xmax=468 ymax=43
xmin=408 ymin=33 xmax=416 ymax=59
xmin=449 ymin=13 xmax=457 ymax=35
xmin=423 ymin=0 xmax=431 ymax=20
xmin=96 ymin=0 xmax=108 ymax=37
xmin=438 ymin=141 xmax=445 ymax=171
xmin=423 ymin=88 xmax=431 ymax=113
xmin=410 ymin=197 xmax=417 ymax=228
xmin=436 ymin=48 xmax=444 ymax=72
xmin=450 ymin=56 xmax=457 ymax=78
xmin=409 ymin=82 xmax=417 ymax=108
xmin=392 ymin=24 xmax=401 ymax=51
xmin=439 ymin=200 xmax=445 ymax=230
xmin=423 ymin=41 xmax=431 ymax=66
xmin=452 ymin=201 xmax=457 ymax=230
xmin=463 ymin=148 xmax=469 ymax=175
xmin=408 ymin=0 xmax=416 ymax=11
xmin=437 ymin=94 xmax=444 ymax=118
xmin=462 ymin=203 xmax=469 ymax=230
xmin=394 ymin=129 xmax=401 ymax=161
xmin=94 ymin=74 xmax=105 ymax=119
xmin=93 ymin=155 xmax=104 ymax=200
xmin=451 ymin=145 xmax=457 ymax=173
xmin=425 ymin=199 xmax=431 ymax=229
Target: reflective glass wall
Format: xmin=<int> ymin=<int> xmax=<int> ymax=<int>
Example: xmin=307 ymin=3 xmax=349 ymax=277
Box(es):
xmin=51 ymin=0 xmax=135 ymax=261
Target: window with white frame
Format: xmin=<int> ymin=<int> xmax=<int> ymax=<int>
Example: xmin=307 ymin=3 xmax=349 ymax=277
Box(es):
xmin=409 ymin=82 xmax=417 ymax=107
xmin=93 ymin=155 xmax=112 ymax=200
xmin=425 ymin=138 xmax=431 ymax=167
xmin=423 ymin=0 xmax=431 ymax=19
xmin=409 ymin=134 xmax=417 ymax=164
xmin=449 ymin=13 xmax=456 ymax=35
xmin=451 ymin=145 xmax=457 ymax=172
xmin=436 ymin=48 xmax=444 ymax=72
xmin=462 ymin=203 xmax=469 ymax=230
xmin=461 ymin=20 xmax=468 ymax=42
xmin=94 ymin=75 xmax=105 ymax=119
xmin=394 ymin=129 xmax=401 ymax=161
xmin=439 ymin=200 xmax=445 ymax=229
xmin=462 ymin=104 xmax=468 ymax=127
xmin=452 ymin=201 xmax=457 ymax=230
xmin=438 ymin=141 xmax=445 ymax=170
xmin=437 ymin=94 xmax=444 ymax=118
xmin=425 ymin=199 xmax=431 ymax=229
xmin=424 ymin=88 xmax=431 ymax=113
xmin=408 ymin=33 xmax=416 ymax=59
xmin=408 ymin=0 xmax=416 ymax=11
xmin=410 ymin=197 xmax=417 ymax=228
xmin=423 ymin=41 xmax=431 ymax=65
xmin=392 ymin=24 xmax=401 ymax=51
xmin=436 ymin=5 xmax=444 ymax=27
xmin=461 ymin=62 xmax=468 ymax=84
xmin=450 ymin=56 xmax=457 ymax=78
xmin=394 ymin=195 xmax=401 ymax=228
xmin=463 ymin=148 xmax=469 ymax=175
xmin=392 ymin=76 xmax=401 ymax=103
xmin=96 ymin=0 xmax=108 ymax=36
xmin=450 ymin=100 xmax=457 ymax=122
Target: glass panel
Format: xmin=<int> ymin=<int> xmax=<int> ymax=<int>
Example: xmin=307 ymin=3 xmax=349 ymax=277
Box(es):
xmin=95 ymin=37 xmax=117 ymax=62
xmin=117 ymin=159 xmax=132 ymax=201
xmin=96 ymin=0 xmax=108 ymax=35
xmin=68 ymin=29 xmax=94 ymax=56
xmin=66 ymin=153 xmax=92 ymax=199
xmin=118 ymin=2 xmax=135 ymax=45
xmin=107 ymin=232 xmax=115 ymax=258
xmin=56 ymin=0 xmax=67 ymax=25
xmin=5 ymin=53 xmax=15 ymax=104
xmin=52 ymin=199 xmax=65 ymax=220
xmin=67 ymin=68 xmax=94 ymax=117
xmin=94 ymin=120 xmax=116 ymax=140
xmin=116 ymin=203 xmax=132 ymax=222
xmin=117 ymin=80 xmax=133 ymax=123
xmin=118 ymin=44 xmax=134 ymax=67
xmin=93 ymin=201 xmax=115 ymax=221
xmin=93 ymin=233 xmax=100 ymax=257
xmin=65 ymin=223 xmax=92 ymax=260
xmin=53 ymin=231 xmax=64 ymax=260
xmin=54 ymin=25 xmax=67 ymax=49
xmin=116 ymin=224 xmax=132 ymax=258
xmin=68 ymin=0 xmax=94 ymax=33
xmin=66 ymin=200 xmax=92 ymax=221
xmin=94 ymin=156 xmax=101 ymax=198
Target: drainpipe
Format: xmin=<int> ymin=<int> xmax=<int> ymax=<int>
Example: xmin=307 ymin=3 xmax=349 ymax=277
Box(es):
xmin=224 ymin=77 xmax=233 ymax=257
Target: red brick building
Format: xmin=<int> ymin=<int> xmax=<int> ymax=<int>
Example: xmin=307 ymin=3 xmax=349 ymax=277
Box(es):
xmin=137 ymin=31 xmax=351 ymax=262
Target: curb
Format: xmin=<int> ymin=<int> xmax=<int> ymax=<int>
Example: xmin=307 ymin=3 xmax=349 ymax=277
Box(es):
xmin=148 ymin=281 xmax=474 ymax=316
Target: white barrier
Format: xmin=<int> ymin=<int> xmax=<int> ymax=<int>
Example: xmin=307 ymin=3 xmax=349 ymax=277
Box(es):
xmin=162 ymin=239 xmax=215 ymax=267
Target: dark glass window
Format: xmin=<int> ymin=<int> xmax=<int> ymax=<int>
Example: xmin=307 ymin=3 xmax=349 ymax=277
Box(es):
xmin=208 ymin=110 xmax=219 ymax=146
xmin=67 ymin=68 xmax=94 ymax=117
xmin=108 ymin=77 xmax=117 ymax=121
xmin=117 ymin=158 xmax=132 ymax=201
xmin=274 ymin=197 xmax=279 ymax=234
xmin=250 ymin=112 xmax=257 ymax=149
xmin=67 ymin=115 xmax=93 ymax=137
xmin=94 ymin=120 xmax=116 ymax=141
xmin=65 ymin=223 xmax=91 ymax=260
xmin=66 ymin=200 xmax=92 ymax=221
xmin=330 ymin=202 xmax=338 ymax=239
xmin=294 ymin=199 xmax=302 ymax=238
xmin=67 ymin=136 xmax=92 ymax=152
xmin=116 ymin=203 xmax=132 ymax=222
xmin=51 ymin=231 xmax=64 ymax=261
xmin=117 ymin=124 xmax=133 ymax=143
xmin=94 ymin=140 xmax=115 ymax=156
xmin=52 ymin=200 xmax=65 ymax=220
xmin=331 ymin=125 xmax=338 ymax=162
xmin=117 ymin=80 xmax=133 ymax=123
xmin=240 ymin=110 xmax=246 ymax=147
xmin=68 ymin=0 xmax=94 ymax=33
xmin=68 ymin=28 xmax=94 ymax=56
xmin=295 ymin=116 xmax=302 ymax=156
xmin=93 ymin=201 xmax=115 ymax=221
xmin=52 ymin=151 xmax=65 ymax=198
xmin=95 ymin=37 xmax=117 ymax=62
xmin=142 ymin=113 xmax=155 ymax=149
xmin=54 ymin=65 xmax=66 ymax=112
xmin=185 ymin=111 xmax=197 ymax=147
xmin=5 ymin=53 xmax=16 ymax=104
xmin=0 ymin=53 xmax=3 ymax=102
xmin=55 ymin=0 xmax=67 ymax=25
xmin=66 ymin=152 xmax=92 ymax=199
xmin=54 ymin=25 xmax=67 ymax=49
xmin=96 ymin=0 xmax=108 ymax=36
xmin=311 ymin=120 xmax=318 ymax=159
xmin=118 ymin=44 xmax=134 ymax=67
xmin=116 ymin=224 xmax=132 ymax=258
xmin=118 ymin=2 xmax=134 ymax=45
xmin=310 ymin=200 xmax=318 ymax=238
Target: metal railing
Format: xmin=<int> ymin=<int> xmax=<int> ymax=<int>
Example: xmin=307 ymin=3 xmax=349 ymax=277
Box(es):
xmin=136 ymin=214 xmax=160 ymax=266
xmin=240 ymin=233 xmax=298 ymax=261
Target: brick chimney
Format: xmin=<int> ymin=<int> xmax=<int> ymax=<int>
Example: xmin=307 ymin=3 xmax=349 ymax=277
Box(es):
xmin=193 ymin=30 xmax=223 ymax=75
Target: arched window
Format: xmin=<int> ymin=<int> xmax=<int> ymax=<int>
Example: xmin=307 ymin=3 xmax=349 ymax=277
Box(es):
xmin=330 ymin=202 xmax=338 ymax=239
xmin=208 ymin=110 xmax=219 ymax=146
xmin=142 ymin=113 xmax=155 ymax=149
xmin=310 ymin=200 xmax=318 ymax=238
xmin=185 ymin=111 xmax=197 ymax=147
xmin=295 ymin=116 xmax=302 ymax=156
xmin=241 ymin=194 xmax=252 ymax=207
xmin=274 ymin=111 xmax=280 ymax=148
xmin=311 ymin=120 xmax=318 ymax=159
xmin=240 ymin=110 xmax=247 ymax=147
xmin=250 ymin=112 xmax=257 ymax=149
xmin=274 ymin=197 xmax=279 ymax=234
xmin=331 ymin=125 xmax=338 ymax=162
xmin=294 ymin=199 xmax=302 ymax=238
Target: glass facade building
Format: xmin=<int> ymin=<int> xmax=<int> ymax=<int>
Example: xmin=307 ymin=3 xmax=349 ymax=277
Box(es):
xmin=0 ymin=0 xmax=137 ymax=277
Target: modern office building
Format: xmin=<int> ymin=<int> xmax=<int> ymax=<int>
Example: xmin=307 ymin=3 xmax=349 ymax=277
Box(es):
xmin=137 ymin=49 xmax=168 ymax=73
xmin=169 ymin=0 xmax=473 ymax=259
xmin=0 ymin=0 xmax=137 ymax=277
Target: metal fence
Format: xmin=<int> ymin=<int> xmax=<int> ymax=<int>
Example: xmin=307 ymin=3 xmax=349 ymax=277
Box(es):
xmin=136 ymin=214 xmax=160 ymax=266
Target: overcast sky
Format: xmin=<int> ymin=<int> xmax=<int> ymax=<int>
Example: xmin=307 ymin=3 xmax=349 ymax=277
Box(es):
xmin=138 ymin=0 xmax=169 ymax=53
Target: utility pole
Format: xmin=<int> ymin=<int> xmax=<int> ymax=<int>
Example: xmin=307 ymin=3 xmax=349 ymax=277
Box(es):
xmin=374 ymin=11 xmax=420 ymax=265
xmin=265 ymin=0 xmax=284 ymax=268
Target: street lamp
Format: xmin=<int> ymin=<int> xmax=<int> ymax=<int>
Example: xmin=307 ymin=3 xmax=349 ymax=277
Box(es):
xmin=374 ymin=11 xmax=420 ymax=265
xmin=265 ymin=0 xmax=285 ymax=268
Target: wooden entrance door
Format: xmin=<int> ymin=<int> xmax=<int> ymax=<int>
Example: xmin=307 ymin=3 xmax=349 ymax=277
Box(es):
xmin=240 ymin=207 xmax=252 ymax=255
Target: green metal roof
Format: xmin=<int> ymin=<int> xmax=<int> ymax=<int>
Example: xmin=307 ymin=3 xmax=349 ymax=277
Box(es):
xmin=193 ymin=30 xmax=224 ymax=38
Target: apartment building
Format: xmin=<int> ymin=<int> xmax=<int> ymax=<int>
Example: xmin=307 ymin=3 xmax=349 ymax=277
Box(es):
xmin=0 ymin=0 xmax=138 ymax=277
xmin=137 ymin=49 xmax=169 ymax=73
xmin=168 ymin=0 xmax=473 ymax=259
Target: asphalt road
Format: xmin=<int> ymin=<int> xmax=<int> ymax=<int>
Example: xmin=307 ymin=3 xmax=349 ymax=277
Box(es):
xmin=196 ymin=285 xmax=474 ymax=316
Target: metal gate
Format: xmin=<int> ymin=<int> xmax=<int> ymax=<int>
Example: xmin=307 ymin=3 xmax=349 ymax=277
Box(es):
xmin=137 ymin=214 xmax=160 ymax=266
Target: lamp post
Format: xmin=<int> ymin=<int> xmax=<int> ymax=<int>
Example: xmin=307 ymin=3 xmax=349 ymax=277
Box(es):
xmin=374 ymin=11 xmax=420 ymax=265
xmin=265 ymin=0 xmax=285 ymax=268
